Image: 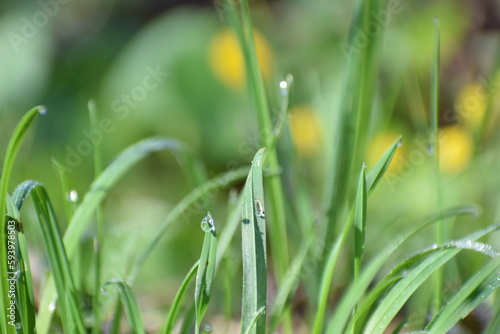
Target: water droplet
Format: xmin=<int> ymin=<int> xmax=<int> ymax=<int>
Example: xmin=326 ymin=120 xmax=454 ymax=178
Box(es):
xmin=100 ymin=288 xmax=108 ymax=296
xmin=203 ymin=322 xmax=214 ymax=332
xmin=362 ymin=162 xmax=367 ymax=168
xmin=255 ymin=200 xmax=265 ymax=218
xmin=66 ymin=190 xmax=78 ymax=203
xmin=397 ymin=139 xmax=403 ymax=147
xmin=426 ymin=144 xmax=435 ymax=155
xmin=15 ymin=323 xmax=22 ymax=329
xmin=279 ymin=80 xmax=289 ymax=96
xmin=201 ymin=212 xmax=215 ymax=232
xmin=49 ymin=302 xmax=56 ymax=311
xmin=38 ymin=106 xmax=47 ymax=115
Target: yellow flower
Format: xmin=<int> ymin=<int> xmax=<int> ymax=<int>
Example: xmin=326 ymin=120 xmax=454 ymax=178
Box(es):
xmin=438 ymin=125 xmax=473 ymax=173
xmin=456 ymin=82 xmax=487 ymax=129
xmin=367 ymin=131 xmax=404 ymax=173
xmin=209 ymin=28 xmax=274 ymax=90
xmin=289 ymin=106 xmax=322 ymax=156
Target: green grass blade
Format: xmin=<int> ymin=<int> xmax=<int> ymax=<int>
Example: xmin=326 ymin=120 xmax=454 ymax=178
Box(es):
xmin=162 ymin=261 xmax=199 ymax=334
xmin=195 ymin=212 xmax=218 ymax=334
xmin=241 ymin=148 xmax=267 ymax=334
xmin=430 ymin=16 xmax=444 ymax=315
xmin=29 ymin=185 xmax=87 ymax=333
xmin=0 ymin=106 xmax=44 ymax=334
xmin=325 ymin=205 xmax=480 ymax=334
xmin=37 ymin=137 xmax=201 ymax=333
xmin=313 ymin=137 xmax=402 ymax=334
xmin=103 ymin=280 xmax=145 ymax=334
xmin=362 ymin=224 xmax=500 ymax=334
xmin=243 ymin=307 xmax=266 ymax=334
xmin=223 ymin=0 xmax=290 ymax=296
xmin=425 ymin=255 xmax=500 ymax=333
xmin=366 ymin=136 xmax=402 ymax=191
xmin=354 ymin=165 xmax=367 ymax=281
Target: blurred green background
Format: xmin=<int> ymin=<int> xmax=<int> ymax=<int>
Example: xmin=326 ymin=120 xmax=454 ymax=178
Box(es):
xmin=1 ymin=0 xmax=500 ymax=331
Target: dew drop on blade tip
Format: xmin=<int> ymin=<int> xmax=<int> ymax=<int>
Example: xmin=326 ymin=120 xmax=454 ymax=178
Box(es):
xmin=201 ymin=211 xmax=215 ymax=232
xmin=66 ymin=190 xmax=78 ymax=203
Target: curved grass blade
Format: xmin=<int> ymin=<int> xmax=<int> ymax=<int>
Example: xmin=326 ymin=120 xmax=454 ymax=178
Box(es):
xmin=162 ymin=261 xmax=199 ymax=334
xmin=36 ymin=137 xmax=202 ymax=333
xmin=241 ymin=149 xmax=267 ymax=334
xmin=243 ymin=307 xmax=266 ymax=334
xmin=29 ymin=185 xmax=86 ymax=333
xmin=325 ymin=204 xmax=480 ymax=334
xmin=313 ymin=137 xmax=402 ymax=334
xmin=195 ymin=213 xmax=217 ymax=334
xmin=362 ymin=224 xmax=500 ymax=334
xmin=0 ymin=106 xmax=44 ymax=334
xmin=103 ymin=280 xmax=145 ymax=334
xmin=425 ymin=255 xmax=500 ymax=333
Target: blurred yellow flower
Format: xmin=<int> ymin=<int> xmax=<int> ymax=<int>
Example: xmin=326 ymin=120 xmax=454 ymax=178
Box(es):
xmin=438 ymin=125 xmax=473 ymax=173
xmin=456 ymin=82 xmax=487 ymax=129
xmin=209 ymin=28 xmax=274 ymax=90
xmin=289 ymin=106 xmax=322 ymax=156
xmin=367 ymin=131 xmax=404 ymax=173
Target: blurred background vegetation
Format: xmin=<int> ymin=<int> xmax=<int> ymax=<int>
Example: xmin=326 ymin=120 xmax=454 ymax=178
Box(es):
xmin=1 ymin=0 xmax=500 ymax=331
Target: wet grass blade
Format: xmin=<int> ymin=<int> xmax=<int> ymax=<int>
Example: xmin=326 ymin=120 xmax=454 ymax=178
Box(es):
xmin=241 ymin=149 xmax=266 ymax=334
xmin=325 ymin=204 xmax=479 ymax=334
xmin=162 ymin=261 xmax=199 ymax=334
xmin=362 ymin=224 xmax=500 ymax=334
xmin=425 ymin=255 xmax=500 ymax=333
xmin=243 ymin=307 xmax=266 ymax=334
xmin=103 ymin=280 xmax=145 ymax=334
xmin=0 ymin=106 xmax=44 ymax=334
xmin=195 ymin=213 xmax=217 ymax=334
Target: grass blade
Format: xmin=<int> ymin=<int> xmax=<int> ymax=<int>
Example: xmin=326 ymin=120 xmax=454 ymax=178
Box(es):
xmin=241 ymin=148 xmax=267 ymax=334
xmin=103 ymin=280 xmax=145 ymax=334
xmin=362 ymin=224 xmax=500 ymax=334
xmin=29 ymin=185 xmax=86 ymax=333
xmin=37 ymin=137 xmax=202 ymax=333
xmin=425 ymin=255 xmax=500 ymax=333
xmin=325 ymin=205 xmax=480 ymax=334
xmin=313 ymin=137 xmax=402 ymax=334
xmin=162 ymin=261 xmax=199 ymax=334
xmin=195 ymin=212 xmax=218 ymax=333
xmin=0 ymin=106 xmax=44 ymax=334
xmin=354 ymin=165 xmax=367 ymax=281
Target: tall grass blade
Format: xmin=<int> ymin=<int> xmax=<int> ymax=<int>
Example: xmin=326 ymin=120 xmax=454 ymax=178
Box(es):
xmin=195 ymin=212 xmax=217 ymax=334
xmin=430 ymin=16 xmax=444 ymax=315
xmin=313 ymin=137 xmax=402 ymax=334
xmin=241 ymin=148 xmax=267 ymax=334
xmin=162 ymin=261 xmax=199 ymax=334
xmin=354 ymin=165 xmax=367 ymax=281
xmin=0 ymin=106 xmax=44 ymax=334
xmin=103 ymin=280 xmax=145 ymax=334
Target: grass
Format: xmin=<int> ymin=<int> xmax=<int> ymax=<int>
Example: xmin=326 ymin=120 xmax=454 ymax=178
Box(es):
xmin=1 ymin=0 xmax=500 ymax=333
